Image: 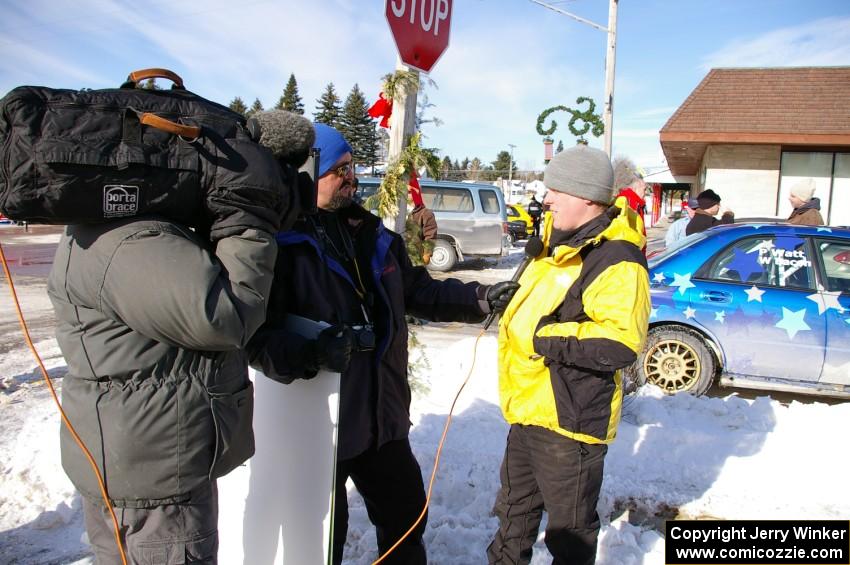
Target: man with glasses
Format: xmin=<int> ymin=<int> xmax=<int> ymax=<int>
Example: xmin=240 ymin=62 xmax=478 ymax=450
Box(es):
xmin=248 ymin=123 xmax=519 ymax=564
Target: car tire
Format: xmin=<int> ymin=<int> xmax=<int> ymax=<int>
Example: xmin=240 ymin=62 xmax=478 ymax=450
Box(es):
xmin=427 ymin=240 xmax=457 ymax=272
xmin=630 ymin=325 xmax=716 ymax=396
xmin=508 ymin=231 xmax=517 ymax=244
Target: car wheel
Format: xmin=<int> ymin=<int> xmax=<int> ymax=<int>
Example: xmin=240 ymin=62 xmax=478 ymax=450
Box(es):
xmin=508 ymin=231 xmax=517 ymax=244
xmin=634 ymin=326 xmax=716 ymax=396
xmin=427 ymin=240 xmax=457 ymax=272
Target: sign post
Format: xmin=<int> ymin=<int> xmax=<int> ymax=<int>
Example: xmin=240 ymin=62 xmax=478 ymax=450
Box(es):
xmin=384 ymin=0 xmax=453 ymax=231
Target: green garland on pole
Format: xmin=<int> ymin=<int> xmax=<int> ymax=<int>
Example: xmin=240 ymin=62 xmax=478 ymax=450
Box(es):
xmin=365 ymin=132 xmax=440 ymax=220
xmin=536 ymin=96 xmax=604 ymax=144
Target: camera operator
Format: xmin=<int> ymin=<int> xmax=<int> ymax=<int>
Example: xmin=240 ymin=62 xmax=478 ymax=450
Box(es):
xmin=46 ymin=120 xmax=301 ymax=563
xmin=246 ymin=123 xmax=519 ymax=565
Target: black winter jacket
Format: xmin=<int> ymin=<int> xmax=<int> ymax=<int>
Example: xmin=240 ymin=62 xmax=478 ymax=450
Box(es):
xmin=685 ymin=209 xmax=734 ymax=235
xmin=247 ymin=205 xmax=487 ymax=460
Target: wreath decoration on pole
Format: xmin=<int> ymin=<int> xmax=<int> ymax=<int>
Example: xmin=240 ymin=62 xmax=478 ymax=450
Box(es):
xmin=536 ymin=96 xmax=604 ymax=144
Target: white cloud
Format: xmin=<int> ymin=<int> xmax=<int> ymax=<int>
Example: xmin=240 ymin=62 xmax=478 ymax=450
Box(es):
xmin=701 ymin=17 xmax=850 ymax=70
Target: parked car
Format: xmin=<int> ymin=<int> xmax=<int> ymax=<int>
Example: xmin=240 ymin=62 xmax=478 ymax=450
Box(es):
xmin=506 ymin=220 xmax=528 ymax=243
xmin=357 ymin=177 xmax=510 ymax=271
xmin=629 ymin=222 xmax=850 ymax=399
xmin=506 ymin=204 xmax=534 ymax=238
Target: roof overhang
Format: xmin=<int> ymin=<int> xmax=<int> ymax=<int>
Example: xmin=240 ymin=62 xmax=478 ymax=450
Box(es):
xmin=660 ymin=132 xmax=850 ymax=176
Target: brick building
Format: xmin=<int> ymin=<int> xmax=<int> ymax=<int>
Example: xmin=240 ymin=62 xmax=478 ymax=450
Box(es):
xmin=659 ymin=66 xmax=850 ymax=225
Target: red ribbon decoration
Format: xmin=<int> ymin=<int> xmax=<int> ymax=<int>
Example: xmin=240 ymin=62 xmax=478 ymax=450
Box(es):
xmin=367 ymin=92 xmax=393 ymax=129
xmin=408 ymin=168 xmax=424 ymax=208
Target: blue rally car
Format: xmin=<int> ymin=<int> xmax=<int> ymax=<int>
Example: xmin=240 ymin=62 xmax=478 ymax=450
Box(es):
xmin=630 ymin=223 xmax=850 ymax=398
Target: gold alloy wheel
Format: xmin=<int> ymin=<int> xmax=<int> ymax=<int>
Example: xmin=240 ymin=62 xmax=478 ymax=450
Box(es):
xmin=643 ymin=339 xmax=702 ymax=393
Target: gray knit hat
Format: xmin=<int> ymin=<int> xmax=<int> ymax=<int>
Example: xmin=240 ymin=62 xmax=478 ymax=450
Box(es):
xmin=543 ymin=145 xmax=615 ymax=204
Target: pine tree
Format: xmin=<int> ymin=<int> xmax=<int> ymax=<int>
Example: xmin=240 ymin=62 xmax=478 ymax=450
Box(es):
xmin=467 ymin=157 xmax=482 ymax=181
xmin=313 ymin=83 xmax=342 ymax=127
xmin=247 ymin=98 xmax=264 ymax=118
xmin=492 ymin=150 xmax=515 ymax=176
xmin=339 ymin=84 xmax=378 ymax=167
xmin=139 ymin=78 xmax=161 ymax=90
xmin=229 ymin=96 xmax=248 ymax=116
xmin=275 ymin=73 xmax=304 ymax=114
xmin=440 ymin=156 xmax=452 ymax=180
xmin=460 ymin=157 xmax=470 ymax=171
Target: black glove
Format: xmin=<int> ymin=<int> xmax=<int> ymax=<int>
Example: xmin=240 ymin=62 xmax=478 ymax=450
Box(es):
xmin=486 ymin=281 xmax=521 ymax=314
xmin=206 ymin=140 xmax=294 ymax=242
xmin=313 ymin=324 xmax=355 ymax=374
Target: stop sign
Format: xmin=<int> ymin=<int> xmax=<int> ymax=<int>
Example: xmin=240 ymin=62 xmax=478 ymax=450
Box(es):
xmin=385 ymin=0 xmax=453 ymax=74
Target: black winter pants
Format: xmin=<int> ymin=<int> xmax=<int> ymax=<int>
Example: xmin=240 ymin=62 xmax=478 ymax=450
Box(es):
xmin=333 ymin=438 xmax=427 ymax=565
xmin=487 ymin=424 xmax=607 ymax=565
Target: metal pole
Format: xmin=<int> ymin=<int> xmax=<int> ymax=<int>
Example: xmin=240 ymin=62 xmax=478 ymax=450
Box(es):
xmin=528 ymin=0 xmax=617 ymax=156
xmin=603 ymin=0 xmax=618 ymax=157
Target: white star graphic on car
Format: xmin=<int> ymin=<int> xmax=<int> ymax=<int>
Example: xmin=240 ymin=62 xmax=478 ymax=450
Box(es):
xmin=684 ymin=307 xmax=696 ymax=319
xmin=653 ymin=272 xmax=666 ymax=283
xmin=715 ymin=311 xmax=726 ymax=323
xmin=744 ymin=285 xmax=765 ymax=302
xmin=650 ymin=307 xmax=659 ymax=319
xmin=756 ymin=240 xmax=775 ymax=252
xmin=670 ymin=273 xmax=695 ymax=295
xmin=806 ymin=290 xmax=846 ymax=315
xmin=775 ymin=307 xmax=811 ymax=340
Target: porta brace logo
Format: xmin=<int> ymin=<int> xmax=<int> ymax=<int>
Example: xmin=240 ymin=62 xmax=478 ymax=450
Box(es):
xmin=103 ymin=185 xmax=139 ymax=218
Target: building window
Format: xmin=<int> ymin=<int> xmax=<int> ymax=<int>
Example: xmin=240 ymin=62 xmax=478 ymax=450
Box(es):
xmin=779 ymin=151 xmax=849 ymax=226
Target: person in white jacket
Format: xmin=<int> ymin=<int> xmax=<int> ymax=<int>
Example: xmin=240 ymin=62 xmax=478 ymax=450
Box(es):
xmin=665 ymin=197 xmax=699 ymax=248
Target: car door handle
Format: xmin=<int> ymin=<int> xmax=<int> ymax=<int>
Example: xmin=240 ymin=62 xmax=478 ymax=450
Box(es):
xmin=700 ymin=290 xmax=732 ymax=303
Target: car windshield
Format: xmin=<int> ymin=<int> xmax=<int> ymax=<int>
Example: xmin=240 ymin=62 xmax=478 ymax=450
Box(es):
xmin=648 ymin=231 xmax=708 ymax=268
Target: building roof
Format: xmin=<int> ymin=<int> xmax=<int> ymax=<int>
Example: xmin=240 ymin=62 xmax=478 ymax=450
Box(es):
xmin=660 ymin=67 xmax=850 ymax=175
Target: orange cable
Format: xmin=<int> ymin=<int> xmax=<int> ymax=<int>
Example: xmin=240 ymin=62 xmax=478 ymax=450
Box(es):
xmin=372 ymin=325 xmax=488 ymax=565
xmin=0 ymin=239 xmax=129 ymax=565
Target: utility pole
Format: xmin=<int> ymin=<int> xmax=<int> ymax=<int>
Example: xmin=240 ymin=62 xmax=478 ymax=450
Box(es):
xmin=529 ymin=0 xmax=618 ymax=156
xmin=507 ymin=143 xmax=516 ymax=197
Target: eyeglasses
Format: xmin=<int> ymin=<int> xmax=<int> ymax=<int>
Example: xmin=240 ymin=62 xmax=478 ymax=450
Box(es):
xmin=327 ymin=162 xmax=353 ymax=178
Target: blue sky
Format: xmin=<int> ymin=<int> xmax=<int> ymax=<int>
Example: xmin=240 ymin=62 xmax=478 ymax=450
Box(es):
xmin=1 ymin=0 xmax=849 ymax=174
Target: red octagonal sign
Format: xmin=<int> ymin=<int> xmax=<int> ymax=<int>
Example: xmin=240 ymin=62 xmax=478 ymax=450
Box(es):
xmin=386 ymin=0 xmax=453 ymax=74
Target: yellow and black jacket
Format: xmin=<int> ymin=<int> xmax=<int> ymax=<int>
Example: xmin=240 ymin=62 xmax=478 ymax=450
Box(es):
xmin=497 ymin=198 xmax=650 ymax=444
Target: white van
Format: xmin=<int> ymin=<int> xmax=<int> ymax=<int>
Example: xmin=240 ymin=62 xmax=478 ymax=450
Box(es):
xmin=357 ymin=177 xmax=510 ymax=271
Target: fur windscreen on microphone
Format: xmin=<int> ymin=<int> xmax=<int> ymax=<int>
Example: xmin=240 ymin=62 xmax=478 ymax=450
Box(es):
xmin=525 ymin=236 xmax=544 ymax=259
xmin=250 ymin=110 xmax=315 ymax=168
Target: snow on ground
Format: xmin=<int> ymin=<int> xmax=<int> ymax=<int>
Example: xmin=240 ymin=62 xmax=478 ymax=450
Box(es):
xmin=1 ymin=232 xmax=849 ymax=564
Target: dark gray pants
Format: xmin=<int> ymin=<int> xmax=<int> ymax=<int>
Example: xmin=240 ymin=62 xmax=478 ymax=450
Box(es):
xmin=83 ymin=482 xmax=218 ymax=565
xmin=487 ymin=424 xmax=607 ymax=565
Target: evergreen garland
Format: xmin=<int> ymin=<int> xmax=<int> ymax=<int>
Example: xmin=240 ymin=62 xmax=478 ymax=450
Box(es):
xmin=365 ymin=132 xmax=439 ymax=220
xmin=536 ymin=96 xmax=604 ymax=143
xmin=380 ymin=69 xmax=420 ymax=101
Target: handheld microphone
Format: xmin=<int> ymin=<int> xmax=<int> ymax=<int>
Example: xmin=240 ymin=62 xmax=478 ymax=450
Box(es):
xmin=248 ymin=110 xmax=316 ymax=168
xmin=484 ymin=236 xmax=544 ymax=330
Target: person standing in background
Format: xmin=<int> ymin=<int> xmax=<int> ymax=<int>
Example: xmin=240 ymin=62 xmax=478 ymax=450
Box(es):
xmin=686 ymin=189 xmax=734 ymax=236
xmin=786 ymin=179 xmax=824 ymax=226
xmin=665 ymin=197 xmax=699 ymax=247
xmin=526 ymin=194 xmax=543 ymax=237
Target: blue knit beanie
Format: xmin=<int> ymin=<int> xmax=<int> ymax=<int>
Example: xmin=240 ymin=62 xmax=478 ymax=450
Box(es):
xmin=313 ymin=123 xmax=353 ymax=177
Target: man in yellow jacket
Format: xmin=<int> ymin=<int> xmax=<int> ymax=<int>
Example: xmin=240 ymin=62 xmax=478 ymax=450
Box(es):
xmin=487 ymin=145 xmax=650 ymax=565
